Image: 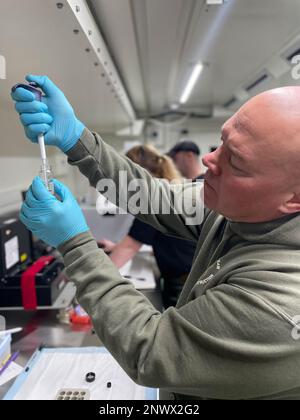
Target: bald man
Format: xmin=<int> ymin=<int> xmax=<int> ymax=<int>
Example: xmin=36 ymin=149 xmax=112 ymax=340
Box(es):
xmin=12 ymin=78 xmax=300 ymax=400
xmin=203 ymin=88 xmax=300 ymax=223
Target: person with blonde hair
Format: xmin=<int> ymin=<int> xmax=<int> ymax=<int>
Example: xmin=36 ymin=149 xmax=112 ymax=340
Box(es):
xmin=99 ymin=144 xmax=197 ymax=308
xmin=126 ymin=144 xmax=182 ymax=182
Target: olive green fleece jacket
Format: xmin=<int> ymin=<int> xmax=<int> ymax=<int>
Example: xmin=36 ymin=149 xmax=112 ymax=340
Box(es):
xmin=59 ymin=128 xmax=300 ymax=400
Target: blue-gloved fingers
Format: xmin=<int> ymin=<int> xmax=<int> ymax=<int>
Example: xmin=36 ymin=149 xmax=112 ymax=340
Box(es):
xmin=52 ymin=179 xmax=70 ymax=202
xmin=20 ymin=113 xmax=53 ymax=127
xmin=24 ymin=127 xmax=38 ymax=143
xmin=11 ymin=87 xmax=35 ymax=102
xmin=21 ymin=202 xmax=33 ymax=219
xmin=15 ymin=100 xmax=48 ymax=114
xmin=25 ymin=124 xmax=52 ymax=137
xmin=31 ymin=177 xmax=54 ymax=201
xmin=25 ymin=187 xmax=40 ymax=208
xmin=26 ymin=75 xmax=61 ymax=97
xmin=19 ymin=208 xmax=40 ymax=230
xmin=19 ymin=209 xmax=31 ymax=229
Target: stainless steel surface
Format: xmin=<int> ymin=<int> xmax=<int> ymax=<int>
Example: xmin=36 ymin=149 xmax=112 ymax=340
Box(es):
xmin=0 ymin=286 xmax=163 ymax=399
xmin=0 ymin=211 xmax=162 ymax=399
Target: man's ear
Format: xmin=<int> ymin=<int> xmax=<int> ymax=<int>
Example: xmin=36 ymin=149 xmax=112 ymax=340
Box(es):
xmin=279 ymin=192 xmax=300 ymax=215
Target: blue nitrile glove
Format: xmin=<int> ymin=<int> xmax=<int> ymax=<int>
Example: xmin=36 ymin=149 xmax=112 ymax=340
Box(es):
xmin=11 ymin=75 xmax=85 ymax=153
xmin=20 ymin=177 xmax=89 ymax=248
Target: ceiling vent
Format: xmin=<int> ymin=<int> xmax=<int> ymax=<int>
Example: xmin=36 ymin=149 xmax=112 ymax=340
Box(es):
xmin=285 ymin=46 xmax=300 ymax=62
xmin=244 ymin=73 xmax=270 ymax=93
xmin=223 ymin=97 xmax=237 ymax=108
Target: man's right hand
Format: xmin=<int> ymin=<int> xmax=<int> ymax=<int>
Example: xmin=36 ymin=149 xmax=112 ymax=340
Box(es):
xmin=98 ymin=239 xmax=117 ymax=253
xmin=11 ymin=75 xmax=85 ymax=153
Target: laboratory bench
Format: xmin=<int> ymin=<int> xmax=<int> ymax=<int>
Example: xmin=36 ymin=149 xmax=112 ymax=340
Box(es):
xmin=0 ymin=211 xmax=163 ymax=399
xmin=0 ymin=285 xmax=163 ymax=400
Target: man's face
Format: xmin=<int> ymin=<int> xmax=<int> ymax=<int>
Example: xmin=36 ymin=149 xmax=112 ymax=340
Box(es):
xmin=173 ymin=152 xmax=190 ymax=178
xmin=202 ymin=96 xmax=300 ymax=223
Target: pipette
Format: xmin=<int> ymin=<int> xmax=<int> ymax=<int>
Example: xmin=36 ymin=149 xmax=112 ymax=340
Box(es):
xmin=11 ymin=83 xmax=54 ymax=194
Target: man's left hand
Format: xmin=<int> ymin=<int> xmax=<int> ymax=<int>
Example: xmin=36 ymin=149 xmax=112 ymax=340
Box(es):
xmin=20 ymin=177 xmax=89 ymax=248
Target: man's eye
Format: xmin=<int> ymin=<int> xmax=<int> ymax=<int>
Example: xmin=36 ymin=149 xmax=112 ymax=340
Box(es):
xmin=230 ymin=160 xmax=242 ymax=171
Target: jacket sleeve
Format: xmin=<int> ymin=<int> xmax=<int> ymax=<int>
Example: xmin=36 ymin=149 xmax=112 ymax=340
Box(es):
xmin=66 ymin=129 xmax=204 ymax=243
xmin=59 ymin=232 xmax=298 ymax=400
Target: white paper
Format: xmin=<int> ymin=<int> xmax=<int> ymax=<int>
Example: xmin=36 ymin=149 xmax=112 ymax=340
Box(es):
xmin=5 ymin=236 xmax=19 ymax=270
xmin=119 ymin=260 xmax=156 ymax=290
xmin=0 ymin=362 xmax=23 ymax=387
xmin=139 ymin=245 xmax=153 ymax=253
xmin=12 ymin=351 xmax=151 ymax=400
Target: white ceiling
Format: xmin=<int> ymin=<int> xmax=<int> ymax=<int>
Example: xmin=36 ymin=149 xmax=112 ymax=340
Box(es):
xmin=1 ymin=0 xmax=300 ymax=152
xmin=88 ymin=0 xmax=300 ymax=116
xmin=0 ymin=0 xmax=132 ymax=139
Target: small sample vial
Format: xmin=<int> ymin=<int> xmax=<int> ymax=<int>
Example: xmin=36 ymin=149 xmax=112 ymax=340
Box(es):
xmin=85 ymin=372 xmax=96 ymax=383
xmin=39 ymin=162 xmax=55 ymax=195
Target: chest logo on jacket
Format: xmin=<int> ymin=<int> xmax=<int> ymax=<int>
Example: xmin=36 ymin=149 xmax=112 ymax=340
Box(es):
xmin=196 ymin=259 xmax=222 ymax=286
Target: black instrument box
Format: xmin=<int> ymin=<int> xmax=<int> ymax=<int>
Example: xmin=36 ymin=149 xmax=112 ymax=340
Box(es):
xmin=0 ymin=258 xmax=66 ymax=307
xmin=0 ymin=212 xmax=66 ymax=308
xmin=0 ymin=212 xmax=32 ymax=280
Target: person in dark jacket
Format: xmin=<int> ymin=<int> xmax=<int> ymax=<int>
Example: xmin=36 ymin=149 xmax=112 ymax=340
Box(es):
xmin=99 ymin=144 xmax=197 ymax=308
xmin=168 ymin=140 xmax=205 ymax=181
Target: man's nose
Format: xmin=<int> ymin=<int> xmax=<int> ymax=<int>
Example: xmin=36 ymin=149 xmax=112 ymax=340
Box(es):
xmin=202 ymin=150 xmax=221 ymax=176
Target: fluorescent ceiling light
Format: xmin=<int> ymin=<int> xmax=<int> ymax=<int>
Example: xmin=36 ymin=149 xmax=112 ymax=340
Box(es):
xmin=206 ymin=0 xmax=224 ymax=4
xmin=180 ymin=63 xmax=204 ymax=104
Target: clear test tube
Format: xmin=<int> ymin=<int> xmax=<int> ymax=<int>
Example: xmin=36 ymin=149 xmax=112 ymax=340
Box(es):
xmin=39 ymin=161 xmax=55 ymax=195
